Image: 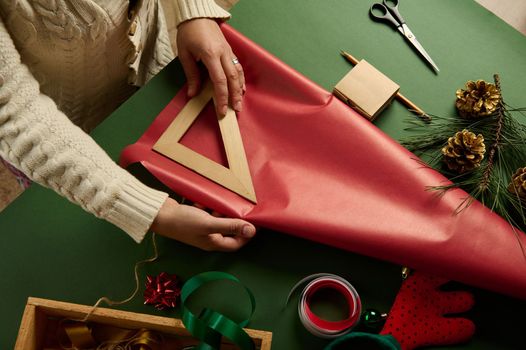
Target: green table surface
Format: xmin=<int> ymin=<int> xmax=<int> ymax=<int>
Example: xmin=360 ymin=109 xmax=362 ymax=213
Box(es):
xmin=1 ymin=0 xmax=526 ymax=349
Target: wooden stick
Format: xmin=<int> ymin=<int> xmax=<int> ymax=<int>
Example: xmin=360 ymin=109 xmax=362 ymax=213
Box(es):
xmin=340 ymin=50 xmax=360 ymax=65
xmin=340 ymin=50 xmax=431 ymax=122
xmin=396 ymin=92 xmax=426 ymax=116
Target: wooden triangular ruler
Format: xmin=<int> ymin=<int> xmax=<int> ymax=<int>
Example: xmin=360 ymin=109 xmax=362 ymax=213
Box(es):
xmin=153 ymin=81 xmax=257 ymax=203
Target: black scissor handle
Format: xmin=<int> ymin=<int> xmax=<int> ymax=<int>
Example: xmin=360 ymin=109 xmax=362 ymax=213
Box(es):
xmin=383 ymin=0 xmax=406 ymax=25
xmin=369 ymin=3 xmax=400 ymax=29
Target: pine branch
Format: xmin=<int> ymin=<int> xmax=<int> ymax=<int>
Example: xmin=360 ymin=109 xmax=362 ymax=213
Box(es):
xmin=399 ymin=74 xmax=526 ymax=233
xmin=479 ymin=74 xmax=505 ymax=192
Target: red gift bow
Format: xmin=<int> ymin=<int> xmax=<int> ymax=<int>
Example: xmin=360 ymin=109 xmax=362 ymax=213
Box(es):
xmin=144 ymin=272 xmax=181 ymax=310
xmin=120 ymin=24 xmax=526 ymax=299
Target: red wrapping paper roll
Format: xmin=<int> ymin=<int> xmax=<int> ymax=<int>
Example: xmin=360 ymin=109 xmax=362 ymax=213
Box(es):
xmin=120 ymin=24 xmax=526 ymax=299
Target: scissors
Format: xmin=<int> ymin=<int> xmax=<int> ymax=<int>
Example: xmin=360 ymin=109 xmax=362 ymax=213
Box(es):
xmin=369 ymin=0 xmax=439 ymax=73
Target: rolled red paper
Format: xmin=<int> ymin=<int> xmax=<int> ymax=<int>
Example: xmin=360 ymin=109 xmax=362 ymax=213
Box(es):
xmin=120 ymin=24 xmax=526 ymax=299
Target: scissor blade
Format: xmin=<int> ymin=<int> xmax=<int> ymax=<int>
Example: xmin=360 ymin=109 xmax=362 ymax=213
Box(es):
xmin=401 ymin=24 xmax=440 ymax=73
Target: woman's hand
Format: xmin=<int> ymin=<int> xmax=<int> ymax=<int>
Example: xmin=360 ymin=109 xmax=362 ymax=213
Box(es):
xmin=151 ymin=198 xmax=256 ymax=251
xmin=177 ymin=18 xmax=245 ymax=116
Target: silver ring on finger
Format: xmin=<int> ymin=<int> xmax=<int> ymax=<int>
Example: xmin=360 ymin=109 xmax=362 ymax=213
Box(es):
xmin=232 ymin=57 xmax=240 ymax=65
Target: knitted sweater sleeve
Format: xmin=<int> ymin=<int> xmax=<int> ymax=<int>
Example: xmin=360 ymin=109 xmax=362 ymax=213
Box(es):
xmin=0 ymin=18 xmax=168 ymax=243
xmin=173 ymin=0 xmax=231 ymax=26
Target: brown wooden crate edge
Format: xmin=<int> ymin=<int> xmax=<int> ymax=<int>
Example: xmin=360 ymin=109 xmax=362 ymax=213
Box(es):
xmin=15 ymin=297 xmax=272 ymax=350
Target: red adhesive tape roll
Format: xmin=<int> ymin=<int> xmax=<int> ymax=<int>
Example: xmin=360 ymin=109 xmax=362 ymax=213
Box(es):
xmin=287 ymin=273 xmax=361 ymax=338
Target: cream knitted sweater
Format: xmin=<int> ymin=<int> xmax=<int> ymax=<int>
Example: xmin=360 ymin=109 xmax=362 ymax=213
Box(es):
xmin=0 ymin=0 xmax=230 ymax=242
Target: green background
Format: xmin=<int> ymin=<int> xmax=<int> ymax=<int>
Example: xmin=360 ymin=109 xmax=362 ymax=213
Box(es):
xmin=1 ymin=1 xmax=525 ymax=349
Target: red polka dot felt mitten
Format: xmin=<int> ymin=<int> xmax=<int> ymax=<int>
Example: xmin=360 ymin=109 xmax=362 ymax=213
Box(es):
xmin=379 ymin=271 xmax=475 ymax=350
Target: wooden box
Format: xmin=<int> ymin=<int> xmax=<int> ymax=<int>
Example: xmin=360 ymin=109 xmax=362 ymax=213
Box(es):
xmin=333 ymin=59 xmax=400 ymax=121
xmin=15 ymin=297 xmax=272 ymax=350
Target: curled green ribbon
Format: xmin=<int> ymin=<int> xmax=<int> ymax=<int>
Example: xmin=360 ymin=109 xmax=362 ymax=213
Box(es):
xmin=181 ymin=271 xmax=256 ymax=350
xmin=324 ymin=332 xmax=401 ymax=350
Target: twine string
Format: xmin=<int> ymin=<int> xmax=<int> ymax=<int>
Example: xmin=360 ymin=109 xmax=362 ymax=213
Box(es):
xmin=81 ymin=232 xmax=160 ymax=323
xmin=59 ymin=233 xmax=160 ymax=350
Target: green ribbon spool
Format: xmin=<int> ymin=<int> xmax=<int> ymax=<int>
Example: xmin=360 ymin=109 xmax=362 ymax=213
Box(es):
xmin=324 ymin=332 xmax=401 ymax=350
xmin=181 ymin=271 xmax=256 ymax=350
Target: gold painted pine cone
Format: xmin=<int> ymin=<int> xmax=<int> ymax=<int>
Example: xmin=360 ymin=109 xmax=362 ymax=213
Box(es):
xmin=508 ymin=167 xmax=526 ymax=201
xmin=442 ymin=129 xmax=486 ymax=174
xmin=456 ymin=80 xmax=501 ymax=118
